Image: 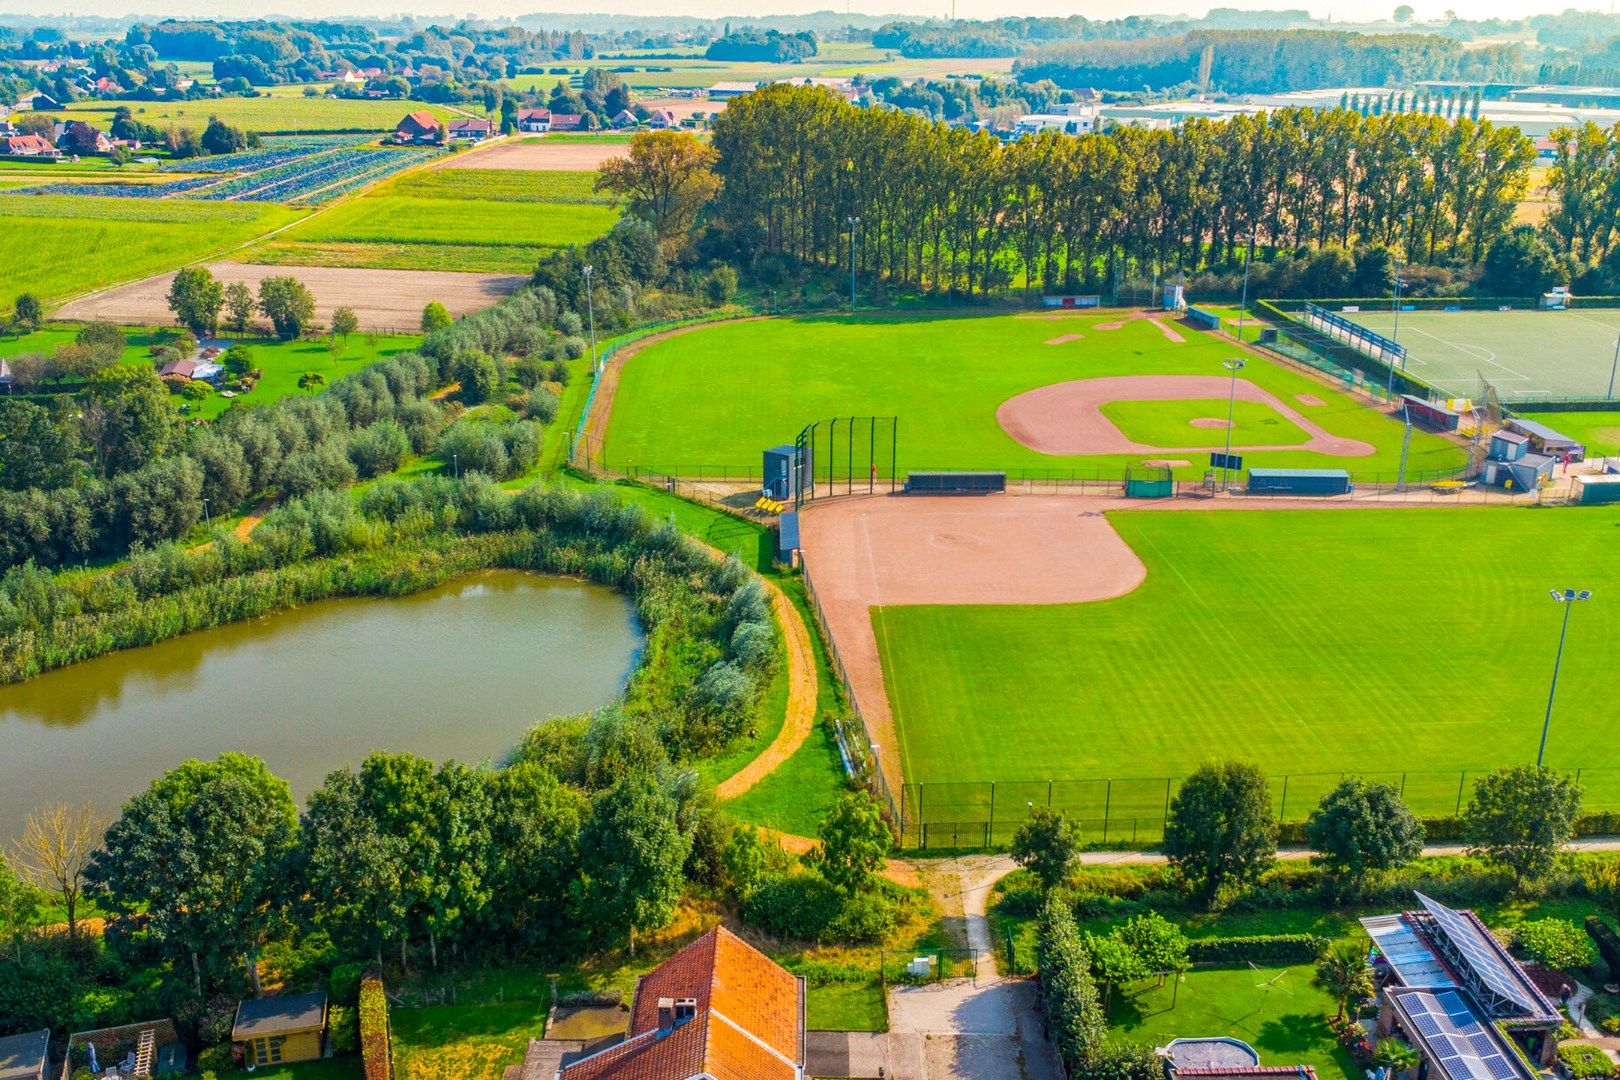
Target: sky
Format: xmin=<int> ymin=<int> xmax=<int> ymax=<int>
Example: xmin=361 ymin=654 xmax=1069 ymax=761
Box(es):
xmin=0 ymin=0 xmax=1606 ymax=25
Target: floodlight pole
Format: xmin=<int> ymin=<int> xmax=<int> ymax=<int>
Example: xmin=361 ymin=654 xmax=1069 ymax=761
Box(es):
xmin=1222 ymin=357 xmax=1245 ymax=490
xmin=1235 ymin=226 xmax=1256 ymax=346
xmin=1386 ymin=273 xmax=1407 ymax=401
xmin=583 ymin=264 xmax=598 ymax=374
xmin=1608 ymin=336 xmax=1619 ymax=400
xmin=1539 ymin=588 xmax=1593 ymax=768
xmin=1396 ymin=402 xmax=1413 ymax=491
xmin=848 ymin=216 xmax=860 ymax=312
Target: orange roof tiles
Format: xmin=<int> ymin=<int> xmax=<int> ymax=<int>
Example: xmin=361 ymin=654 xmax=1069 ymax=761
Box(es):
xmin=561 ymin=927 xmax=802 ymax=1080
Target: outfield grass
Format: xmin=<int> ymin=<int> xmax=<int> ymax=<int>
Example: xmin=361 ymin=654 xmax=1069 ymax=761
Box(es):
xmin=1518 ymin=411 xmax=1620 ymax=457
xmin=603 ymin=312 xmax=1466 ymax=481
xmin=0 ymin=195 xmax=305 ymax=311
xmin=245 ymin=172 xmax=618 ymax=273
xmin=875 ymin=506 xmax=1620 ymax=824
xmin=1108 ymin=965 xmax=1358 ymax=1080
xmin=1099 ymin=398 xmax=1313 ymax=449
xmin=45 ymin=97 xmax=454 ymax=134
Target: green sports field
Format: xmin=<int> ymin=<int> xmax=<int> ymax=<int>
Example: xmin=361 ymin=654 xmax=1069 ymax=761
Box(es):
xmin=875 ymin=506 xmax=1620 ymax=835
xmin=1338 ymin=307 xmax=1620 ymax=402
xmin=603 ymin=312 xmax=1467 ymax=481
xmin=1517 ymin=411 xmax=1620 ymax=457
xmin=1100 ymin=398 xmax=1313 ymax=448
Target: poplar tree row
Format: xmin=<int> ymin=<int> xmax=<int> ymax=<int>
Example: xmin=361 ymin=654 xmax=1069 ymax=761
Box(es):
xmin=710 ymin=85 xmax=1536 ymax=296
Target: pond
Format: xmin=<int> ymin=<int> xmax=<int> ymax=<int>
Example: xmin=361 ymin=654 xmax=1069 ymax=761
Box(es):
xmin=0 ymin=571 xmax=643 ymax=841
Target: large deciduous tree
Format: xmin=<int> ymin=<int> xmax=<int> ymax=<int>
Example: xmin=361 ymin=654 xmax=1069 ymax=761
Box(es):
xmin=166 ymin=266 xmax=225 ymax=336
xmin=596 ymin=130 xmax=720 ymax=250
xmin=89 ymin=753 xmax=298 ymax=998
xmin=1011 ymin=807 xmax=1082 ymax=894
xmin=577 ymin=770 xmax=690 ymax=956
xmin=1305 ymin=778 xmax=1424 ymax=896
xmin=12 ymin=803 xmax=102 ymax=943
xmin=1464 ymin=765 xmax=1581 ymax=889
xmin=809 ymin=791 xmax=891 ymax=897
xmin=81 ymin=365 xmax=173 ymax=476
xmin=258 ymin=276 xmax=317 ymax=340
xmin=1163 ymin=761 xmax=1277 ymax=903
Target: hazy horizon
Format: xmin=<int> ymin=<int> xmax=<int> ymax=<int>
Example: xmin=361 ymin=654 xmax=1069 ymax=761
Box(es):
xmin=0 ymin=0 xmax=1607 ymax=26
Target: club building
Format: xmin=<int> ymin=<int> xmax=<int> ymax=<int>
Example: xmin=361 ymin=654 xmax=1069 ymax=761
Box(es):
xmin=1361 ymin=893 xmax=1562 ymax=1080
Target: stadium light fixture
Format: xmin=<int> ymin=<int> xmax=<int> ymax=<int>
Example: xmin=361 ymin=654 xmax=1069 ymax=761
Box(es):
xmin=1221 ymin=358 xmax=1246 ymax=489
xmin=1538 ymin=588 xmax=1593 ymax=768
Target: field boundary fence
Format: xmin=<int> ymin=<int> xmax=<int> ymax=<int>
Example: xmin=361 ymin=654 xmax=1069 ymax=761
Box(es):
xmin=897 ymin=767 xmax=1620 ymax=852
xmin=800 ymin=555 xmax=904 ymax=827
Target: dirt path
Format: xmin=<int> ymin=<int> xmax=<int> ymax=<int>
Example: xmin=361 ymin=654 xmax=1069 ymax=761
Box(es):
xmin=716 ymin=579 xmax=816 ymax=799
xmin=996 ymin=374 xmax=1377 ymax=458
xmin=580 ymin=316 xmax=765 ymax=460
xmin=233 ymin=498 xmax=274 ymax=541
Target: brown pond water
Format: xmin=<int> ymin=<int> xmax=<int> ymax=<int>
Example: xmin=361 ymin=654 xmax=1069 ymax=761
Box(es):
xmin=0 ymin=571 xmax=642 ymax=841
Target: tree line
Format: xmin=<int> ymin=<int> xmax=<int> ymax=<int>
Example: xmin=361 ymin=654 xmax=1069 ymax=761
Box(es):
xmin=709 ymin=85 xmax=1534 ymax=299
xmin=1015 ymin=29 xmax=1524 ymax=95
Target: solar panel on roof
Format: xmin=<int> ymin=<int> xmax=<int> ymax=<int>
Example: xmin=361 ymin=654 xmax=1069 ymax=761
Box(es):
xmin=1415 ymin=894 xmax=1539 ymax=1015
xmin=1395 ymin=989 xmax=1532 ymax=1080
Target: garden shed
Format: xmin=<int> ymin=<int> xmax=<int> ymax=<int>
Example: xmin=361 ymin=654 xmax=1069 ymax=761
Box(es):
xmin=232 ymin=991 xmax=329 ymax=1068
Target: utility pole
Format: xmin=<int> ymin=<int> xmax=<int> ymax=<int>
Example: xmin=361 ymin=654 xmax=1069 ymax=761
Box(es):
xmin=583 ymin=264 xmax=598 ymax=374
xmin=1396 ymin=402 xmax=1413 ymax=491
xmin=1539 ymin=589 xmax=1593 ymax=768
xmin=848 ymin=216 xmax=860 ymax=312
xmin=1608 ymin=336 xmax=1619 ymax=400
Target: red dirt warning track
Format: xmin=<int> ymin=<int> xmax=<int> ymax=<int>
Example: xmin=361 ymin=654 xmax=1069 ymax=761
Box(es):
xmin=996 ymin=374 xmax=1376 ymax=458
xmin=801 ymin=496 xmax=1147 ymax=795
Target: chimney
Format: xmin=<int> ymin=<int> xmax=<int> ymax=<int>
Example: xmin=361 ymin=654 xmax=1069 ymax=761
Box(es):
xmin=657 ymin=997 xmax=675 ymax=1031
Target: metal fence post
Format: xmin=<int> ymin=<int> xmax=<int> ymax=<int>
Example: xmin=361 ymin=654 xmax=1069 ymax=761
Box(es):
xmin=1278 ymin=774 xmax=1289 ymax=822
xmin=1102 ymin=779 xmax=1112 ymax=844
xmin=1456 ymin=771 xmax=1466 ymax=815
xmin=988 ymin=782 xmax=996 ymax=847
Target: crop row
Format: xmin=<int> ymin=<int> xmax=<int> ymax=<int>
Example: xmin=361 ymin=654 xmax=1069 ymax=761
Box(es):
xmin=284 ymin=149 xmax=438 ymax=205
xmin=7 ymin=175 xmax=222 ymax=199
xmin=157 ymin=135 xmax=370 ymax=175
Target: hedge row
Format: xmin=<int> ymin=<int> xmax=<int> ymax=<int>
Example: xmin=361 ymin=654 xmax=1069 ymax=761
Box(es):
xmin=1276 ymin=810 xmax=1620 ymax=846
xmin=359 ymin=971 xmax=392 ymax=1080
xmin=1587 ymin=916 xmax=1620 ymax=977
xmin=1187 ymin=934 xmax=1327 ymax=965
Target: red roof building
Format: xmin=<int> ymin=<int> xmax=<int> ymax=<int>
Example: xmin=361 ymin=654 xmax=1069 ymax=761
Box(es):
xmin=516 ymin=108 xmax=552 ymax=133
xmin=1 ymin=134 xmax=59 ymax=157
xmin=394 ymin=111 xmax=442 ymax=144
xmin=558 ymin=927 xmax=805 ymax=1080
xmin=447 ymin=117 xmax=495 ymax=140
xmin=549 ymin=113 xmax=584 ymax=132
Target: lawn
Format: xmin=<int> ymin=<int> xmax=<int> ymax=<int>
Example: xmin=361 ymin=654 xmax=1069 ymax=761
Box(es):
xmin=1107 ymin=964 xmax=1358 ymax=1080
xmin=808 ymin=981 xmax=888 ymax=1031
xmin=875 ymin=506 xmax=1620 ymax=830
xmin=143 ymin=334 xmax=421 ymax=419
xmin=1518 ymin=411 xmax=1620 ymax=457
xmin=244 ymin=171 xmax=619 ymax=273
xmin=47 ymin=97 xmax=454 ymax=134
xmin=390 ymin=997 xmax=547 ymax=1080
xmin=1099 ymin=398 xmax=1313 ymax=448
xmin=0 ymin=195 xmax=306 ymax=311
xmin=602 ymin=312 xmax=1467 ymax=482
xmin=237 ymin=1060 xmax=361 ymax=1080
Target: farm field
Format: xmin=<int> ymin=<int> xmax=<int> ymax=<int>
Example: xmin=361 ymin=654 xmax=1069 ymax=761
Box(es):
xmin=243 ymin=168 xmax=619 ymax=273
xmin=0 ymin=195 xmax=305 ymax=311
xmin=602 ymin=312 xmax=1467 ymax=481
xmin=37 ymin=96 xmax=455 ymax=134
xmin=56 ymin=262 xmax=524 ymax=330
xmin=437 ymin=137 xmax=629 ymax=171
xmin=1517 ymin=410 xmax=1620 ymax=457
xmin=525 ymin=43 xmax=1014 ymax=91
xmin=873 ymin=506 xmax=1620 ymax=829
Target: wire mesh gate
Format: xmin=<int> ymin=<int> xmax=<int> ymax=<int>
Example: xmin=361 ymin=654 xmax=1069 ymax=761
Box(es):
xmin=793 ymin=416 xmax=899 ymax=508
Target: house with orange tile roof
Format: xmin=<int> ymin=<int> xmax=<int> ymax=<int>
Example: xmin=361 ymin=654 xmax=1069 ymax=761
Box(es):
xmin=532 ymin=927 xmax=805 ymax=1080
xmin=393 ymin=110 xmax=442 ymax=144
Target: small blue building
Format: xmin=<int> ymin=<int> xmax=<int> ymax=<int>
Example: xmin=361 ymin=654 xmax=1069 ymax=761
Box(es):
xmin=1247 ymin=468 xmax=1351 ymax=496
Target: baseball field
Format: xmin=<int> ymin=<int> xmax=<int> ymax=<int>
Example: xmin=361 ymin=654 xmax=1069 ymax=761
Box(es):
xmin=602 ymin=310 xmax=1468 ymax=481
xmin=860 ymin=503 xmax=1620 ymax=834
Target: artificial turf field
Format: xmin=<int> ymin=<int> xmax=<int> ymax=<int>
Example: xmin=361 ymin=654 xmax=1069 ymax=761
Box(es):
xmin=873 ymin=506 xmax=1620 ymax=837
xmin=602 ymin=312 xmax=1467 ymax=481
xmin=1339 ymin=307 xmax=1620 ymax=402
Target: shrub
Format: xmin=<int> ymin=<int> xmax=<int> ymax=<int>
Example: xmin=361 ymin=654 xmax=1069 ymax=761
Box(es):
xmin=526 ymin=385 xmax=560 ymax=424
xmin=1037 ymin=898 xmax=1107 ymax=1074
xmin=1515 ymin=918 xmax=1597 ymax=972
xmin=1561 ymin=1044 xmax=1617 ymax=1080
xmin=742 ymin=873 xmax=843 ymax=941
xmin=327 ymin=1003 xmax=358 ymax=1055
xmin=359 ymin=971 xmax=391 ymax=1080
xmin=329 ymin=961 xmax=366 ymax=1006
xmin=196 ymin=1044 xmax=234 ymax=1074
xmin=1186 ymin=934 xmax=1327 ymax=965
xmin=1588 ymin=916 xmax=1620 ymax=977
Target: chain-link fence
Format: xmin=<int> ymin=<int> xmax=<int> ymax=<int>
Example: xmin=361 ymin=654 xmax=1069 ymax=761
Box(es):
xmin=894 ymin=767 xmax=1620 ymax=851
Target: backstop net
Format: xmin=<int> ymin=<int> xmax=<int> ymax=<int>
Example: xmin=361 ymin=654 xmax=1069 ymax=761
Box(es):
xmin=794 ymin=416 xmax=899 ymax=507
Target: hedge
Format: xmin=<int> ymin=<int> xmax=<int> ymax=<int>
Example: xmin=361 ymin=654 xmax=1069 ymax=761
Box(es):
xmin=1277 ymin=810 xmax=1620 ymax=846
xmin=359 ymin=971 xmax=392 ymax=1080
xmin=1560 ymin=1043 xmax=1617 ymax=1080
xmin=1587 ymin=916 xmax=1620 ymax=978
xmin=1187 ymin=934 xmax=1327 ymax=965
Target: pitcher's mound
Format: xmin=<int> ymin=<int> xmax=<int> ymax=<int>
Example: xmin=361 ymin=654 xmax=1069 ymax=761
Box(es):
xmin=1296 ymin=393 xmax=1327 ymax=406
xmin=1045 ymin=333 xmax=1084 ymax=345
xmin=1189 ymin=417 xmax=1232 ymax=429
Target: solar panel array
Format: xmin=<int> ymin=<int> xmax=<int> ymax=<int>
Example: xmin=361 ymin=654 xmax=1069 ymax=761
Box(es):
xmin=1396 ymin=989 xmax=1528 ymax=1080
xmin=1415 ymin=893 xmax=1540 ymax=1016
